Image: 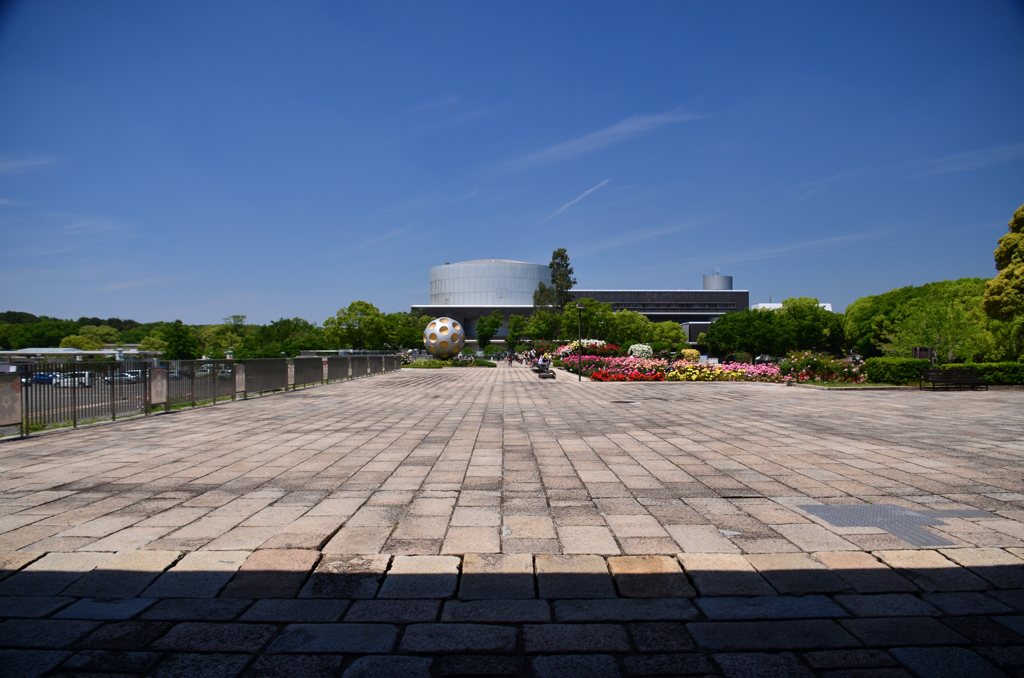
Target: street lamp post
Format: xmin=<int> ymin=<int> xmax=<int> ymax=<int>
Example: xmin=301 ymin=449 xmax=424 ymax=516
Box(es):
xmin=576 ymin=302 xmax=585 ymax=382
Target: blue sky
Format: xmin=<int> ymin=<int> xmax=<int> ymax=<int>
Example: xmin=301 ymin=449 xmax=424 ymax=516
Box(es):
xmin=1 ymin=1 xmax=1022 ymax=324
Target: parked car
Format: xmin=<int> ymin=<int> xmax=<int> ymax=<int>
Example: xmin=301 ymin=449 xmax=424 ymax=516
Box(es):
xmin=54 ymin=372 xmax=94 ymax=388
xmin=217 ymin=368 xmax=233 ymax=380
xmin=167 ymin=369 xmax=191 ymax=381
xmin=21 ymin=372 xmax=57 ymax=385
xmin=195 ymin=364 xmax=214 ymax=377
xmin=104 ymin=372 xmax=137 ymax=384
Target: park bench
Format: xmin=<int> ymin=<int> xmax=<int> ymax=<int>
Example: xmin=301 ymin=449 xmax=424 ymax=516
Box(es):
xmin=533 ymin=362 xmax=556 ymax=379
xmin=920 ymin=368 xmax=989 ymax=391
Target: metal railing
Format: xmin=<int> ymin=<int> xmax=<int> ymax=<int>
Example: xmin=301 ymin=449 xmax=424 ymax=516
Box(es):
xmin=5 ymin=353 xmax=403 ymax=437
xmin=327 ymin=356 xmax=350 ymax=381
xmin=293 ymin=357 xmax=324 ymax=388
xmin=241 ymin=358 xmax=289 ymax=396
xmin=18 ymin=361 xmax=150 ymax=431
xmin=165 ymin=359 xmax=235 ymax=409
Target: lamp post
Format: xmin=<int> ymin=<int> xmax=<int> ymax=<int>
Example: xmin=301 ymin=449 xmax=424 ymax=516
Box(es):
xmin=576 ymin=302 xmax=585 ymax=382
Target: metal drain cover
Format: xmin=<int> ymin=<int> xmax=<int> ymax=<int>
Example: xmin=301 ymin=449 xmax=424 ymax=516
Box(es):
xmin=609 ymin=400 xmax=640 ymax=405
xmin=797 ymin=504 xmax=994 ymax=548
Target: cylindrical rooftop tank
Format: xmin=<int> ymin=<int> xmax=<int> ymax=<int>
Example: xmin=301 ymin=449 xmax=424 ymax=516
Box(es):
xmin=430 ymin=259 xmax=551 ymax=305
xmin=703 ymin=274 xmax=733 ymax=290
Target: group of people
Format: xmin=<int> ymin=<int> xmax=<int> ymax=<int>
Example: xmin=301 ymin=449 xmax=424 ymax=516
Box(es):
xmin=502 ymin=349 xmax=552 ymax=370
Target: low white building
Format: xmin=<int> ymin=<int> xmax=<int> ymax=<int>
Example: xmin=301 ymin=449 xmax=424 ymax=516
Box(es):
xmin=750 ymin=302 xmax=833 ymax=312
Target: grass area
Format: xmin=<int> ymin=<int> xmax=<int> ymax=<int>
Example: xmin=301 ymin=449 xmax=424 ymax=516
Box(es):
xmin=408 ymin=359 xmax=497 ymax=369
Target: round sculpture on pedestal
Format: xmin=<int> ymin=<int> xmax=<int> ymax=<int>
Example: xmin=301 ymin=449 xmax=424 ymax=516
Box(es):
xmin=423 ymin=317 xmax=465 ymax=359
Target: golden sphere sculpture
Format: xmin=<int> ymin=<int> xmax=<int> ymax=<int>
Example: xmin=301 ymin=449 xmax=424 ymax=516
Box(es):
xmin=423 ymin=317 xmax=465 ymax=359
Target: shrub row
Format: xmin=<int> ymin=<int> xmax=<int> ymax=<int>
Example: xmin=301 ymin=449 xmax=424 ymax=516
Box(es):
xmin=863 ymin=357 xmax=930 ymax=384
xmin=941 ymin=362 xmax=1024 ymax=385
xmin=864 ymin=358 xmax=1024 ymax=384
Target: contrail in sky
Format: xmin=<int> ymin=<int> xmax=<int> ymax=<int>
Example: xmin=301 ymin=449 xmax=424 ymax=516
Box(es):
xmin=540 ymin=179 xmax=611 ymax=224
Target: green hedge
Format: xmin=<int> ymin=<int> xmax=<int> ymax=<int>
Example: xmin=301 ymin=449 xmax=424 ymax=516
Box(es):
xmin=941 ymin=362 xmax=1024 ymax=385
xmin=864 ymin=357 xmax=930 ymax=384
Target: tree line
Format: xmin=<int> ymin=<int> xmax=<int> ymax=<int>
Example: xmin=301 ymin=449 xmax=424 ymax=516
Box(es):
xmin=3 ymin=203 xmax=1021 ymax=364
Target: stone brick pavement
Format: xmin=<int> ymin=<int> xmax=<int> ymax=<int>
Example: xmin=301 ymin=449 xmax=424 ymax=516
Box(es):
xmin=0 ymin=365 xmax=1022 ymax=676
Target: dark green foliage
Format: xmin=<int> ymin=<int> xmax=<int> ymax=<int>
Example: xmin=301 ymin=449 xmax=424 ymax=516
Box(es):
xmin=475 ymin=309 xmax=505 ymax=351
xmin=160 ymin=320 xmax=202 ymax=360
xmin=725 ymin=352 xmax=753 ymax=364
xmin=0 ymin=311 xmax=41 ymax=324
xmin=533 ymin=281 xmax=558 ymax=307
xmin=940 ymin=362 xmax=1024 ymax=385
xmin=473 ymin=359 xmax=497 ymax=367
xmin=845 ymin=278 xmax=988 ymax=358
xmin=984 ymin=202 xmax=1024 ymax=321
xmin=525 ymin=309 xmax=560 ymax=341
xmin=233 ymin=318 xmax=324 ymax=359
xmin=863 ymin=357 xmax=930 ymax=384
xmin=0 ymin=320 xmax=80 ymax=349
xmin=548 ymin=248 xmax=577 ymax=309
xmin=77 ymin=317 xmax=141 ymax=333
xmin=505 ymin=315 xmax=527 ymax=349
xmin=705 ymin=309 xmax=793 ymax=358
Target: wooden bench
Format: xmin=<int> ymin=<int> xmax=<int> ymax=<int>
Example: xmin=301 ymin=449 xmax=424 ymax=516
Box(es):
xmin=920 ymin=368 xmax=989 ymax=391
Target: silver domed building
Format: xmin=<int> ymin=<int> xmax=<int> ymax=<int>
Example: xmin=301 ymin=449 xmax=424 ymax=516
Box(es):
xmin=413 ymin=259 xmax=550 ymax=345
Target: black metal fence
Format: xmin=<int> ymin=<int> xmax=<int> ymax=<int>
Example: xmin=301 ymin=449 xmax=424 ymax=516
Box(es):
xmin=19 ymin=361 xmax=150 ymax=431
xmin=293 ymin=358 xmax=324 ymax=388
xmin=327 ymin=356 xmax=350 ymax=381
xmin=242 ymin=358 xmax=289 ymax=396
xmin=7 ymin=353 xmax=403 ymax=436
xmin=165 ymin=359 xmax=235 ymax=409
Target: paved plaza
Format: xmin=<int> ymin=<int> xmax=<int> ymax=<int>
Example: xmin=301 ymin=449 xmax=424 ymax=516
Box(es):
xmin=0 ymin=365 xmax=1023 ymax=676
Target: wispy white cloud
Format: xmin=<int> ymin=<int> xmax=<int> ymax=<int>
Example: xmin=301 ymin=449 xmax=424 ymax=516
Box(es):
xmin=0 ymin=156 xmax=59 ymax=174
xmin=504 ymin=108 xmax=708 ymax=170
xmin=58 ymin=218 xmax=133 ymax=235
xmin=540 ymin=179 xmax=612 ymax=224
xmin=575 ymin=222 xmax=698 ymax=258
xmin=923 ymin=142 xmax=1024 ymax=175
xmin=696 ymin=233 xmax=879 ymax=267
xmin=379 ymin=189 xmax=481 ymax=214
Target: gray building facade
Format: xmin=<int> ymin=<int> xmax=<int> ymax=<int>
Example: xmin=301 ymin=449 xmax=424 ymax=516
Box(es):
xmin=412 ymin=259 xmax=746 ymax=343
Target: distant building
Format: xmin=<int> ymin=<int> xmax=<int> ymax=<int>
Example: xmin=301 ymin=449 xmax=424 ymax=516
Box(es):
xmin=411 ymin=260 xmax=747 ymax=344
xmin=751 ymin=302 xmax=833 ymax=312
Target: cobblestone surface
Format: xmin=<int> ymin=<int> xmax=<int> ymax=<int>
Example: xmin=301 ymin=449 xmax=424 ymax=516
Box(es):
xmin=0 ymin=366 xmax=1022 ymax=675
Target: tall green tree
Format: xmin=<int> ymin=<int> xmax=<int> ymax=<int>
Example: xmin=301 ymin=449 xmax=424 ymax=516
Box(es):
xmin=704 ymin=309 xmax=794 ymax=358
xmin=233 ymin=318 xmax=324 ymax=358
xmin=324 ymin=301 xmax=388 ymax=349
xmin=984 ymin=202 xmax=1024 ymax=322
xmin=505 ymin=315 xmax=527 ymax=350
xmin=650 ymin=321 xmax=687 ymax=347
xmin=161 ymin=320 xmax=202 ymax=359
xmin=475 ymin=309 xmax=505 ymax=351
xmin=560 ymin=298 xmax=614 ymax=342
xmin=533 ymin=281 xmax=558 ymax=308
xmin=548 ymin=248 xmax=577 ymax=309
xmin=845 ymin=278 xmax=989 ymax=357
xmin=880 ymin=295 xmax=988 ymax=363
xmin=385 ymin=312 xmax=432 ymax=349
xmin=780 ymin=298 xmax=844 ymax=354
xmin=525 ymin=309 xmax=560 ymax=341
xmin=605 ymin=310 xmax=653 ymax=347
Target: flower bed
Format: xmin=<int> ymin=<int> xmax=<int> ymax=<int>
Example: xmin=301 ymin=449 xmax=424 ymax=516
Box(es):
xmin=556 ymin=340 xmax=622 ymax=358
xmin=777 ymin=351 xmax=865 ymax=384
xmin=665 ymin=362 xmax=787 ymax=382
